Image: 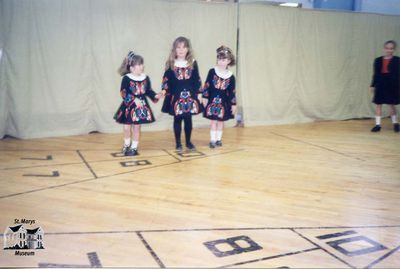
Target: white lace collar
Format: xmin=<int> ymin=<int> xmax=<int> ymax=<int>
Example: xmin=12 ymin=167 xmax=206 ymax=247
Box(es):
xmin=214 ymin=66 xmax=233 ymax=79
xmin=126 ymin=73 xmax=146 ymax=81
xmin=174 ymin=59 xmax=188 ymax=68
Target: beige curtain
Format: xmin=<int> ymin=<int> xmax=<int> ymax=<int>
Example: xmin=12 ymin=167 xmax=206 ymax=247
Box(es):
xmin=1 ymin=0 xmax=8 ymax=136
xmin=0 ymin=0 xmax=237 ymax=138
xmin=239 ymin=3 xmax=400 ymax=126
xmin=2 ymin=1 xmax=400 ymax=139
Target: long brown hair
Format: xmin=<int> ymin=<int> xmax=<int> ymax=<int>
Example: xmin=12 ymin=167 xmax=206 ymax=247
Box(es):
xmin=118 ymin=51 xmax=144 ymax=76
xmin=165 ymin=36 xmax=195 ymax=70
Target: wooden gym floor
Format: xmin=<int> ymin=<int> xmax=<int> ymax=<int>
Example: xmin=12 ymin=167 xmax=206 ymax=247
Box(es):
xmin=0 ymin=119 xmax=399 ymax=268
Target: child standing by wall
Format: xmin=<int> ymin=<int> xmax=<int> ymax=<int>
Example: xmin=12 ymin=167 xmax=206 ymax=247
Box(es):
xmin=160 ymin=37 xmax=202 ymax=151
xmin=202 ymin=46 xmax=236 ymax=148
xmin=114 ymin=51 xmax=160 ymax=156
xmin=370 ymin=40 xmax=400 ymax=133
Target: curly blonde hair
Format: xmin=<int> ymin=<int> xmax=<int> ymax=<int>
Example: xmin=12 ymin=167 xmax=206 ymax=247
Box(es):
xmin=165 ymin=36 xmax=195 ymax=70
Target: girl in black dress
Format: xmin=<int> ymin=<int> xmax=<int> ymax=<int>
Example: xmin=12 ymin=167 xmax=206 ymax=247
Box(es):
xmin=114 ymin=52 xmax=161 ymax=156
xmin=160 ymin=37 xmax=202 ymax=151
xmin=202 ymin=46 xmax=236 ymax=148
xmin=370 ymin=40 xmax=400 ymax=133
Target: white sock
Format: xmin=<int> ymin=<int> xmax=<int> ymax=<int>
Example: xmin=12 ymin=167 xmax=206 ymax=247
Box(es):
xmin=124 ymin=138 xmax=131 ymax=146
xmin=210 ymin=130 xmax=217 ymax=142
xmin=375 ymin=116 xmax=381 ymax=125
xmin=391 ymin=115 xmax=398 ymax=124
xmin=131 ymin=140 xmax=138 ymax=149
xmin=216 ymin=130 xmax=223 ymax=141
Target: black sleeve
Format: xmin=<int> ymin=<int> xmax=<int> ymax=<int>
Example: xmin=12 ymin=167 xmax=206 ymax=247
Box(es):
xmin=229 ymin=75 xmax=236 ymax=105
xmin=192 ymin=61 xmax=202 ymax=94
xmin=120 ymin=76 xmax=133 ymax=103
xmin=202 ymin=69 xmax=213 ymax=99
xmin=393 ymin=56 xmax=400 ymax=77
xmin=161 ymin=70 xmax=171 ymax=94
xmin=145 ymin=77 xmax=157 ymax=101
xmin=371 ymin=58 xmax=378 ymax=87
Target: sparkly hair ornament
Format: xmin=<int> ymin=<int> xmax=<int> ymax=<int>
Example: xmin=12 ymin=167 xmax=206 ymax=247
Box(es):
xmin=118 ymin=51 xmax=144 ymax=76
xmin=127 ymin=51 xmax=135 ymax=60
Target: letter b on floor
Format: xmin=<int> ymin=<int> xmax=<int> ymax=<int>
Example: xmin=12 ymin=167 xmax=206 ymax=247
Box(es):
xmin=204 ymin=235 xmax=262 ymax=257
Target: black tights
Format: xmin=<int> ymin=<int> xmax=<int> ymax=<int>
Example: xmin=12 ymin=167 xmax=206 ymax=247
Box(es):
xmin=173 ymin=115 xmax=192 ymax=146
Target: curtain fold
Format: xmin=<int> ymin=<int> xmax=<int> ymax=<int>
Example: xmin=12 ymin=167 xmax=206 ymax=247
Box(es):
xmin=0 ymin=0 xmax=237 ymax=138
xmin=1 ymin=0 xmax=93 ymax=138
xmin=239 ymin=4 xmax=400 ymax=127
xmin=1 ymin=1 xmax=399 ymax=139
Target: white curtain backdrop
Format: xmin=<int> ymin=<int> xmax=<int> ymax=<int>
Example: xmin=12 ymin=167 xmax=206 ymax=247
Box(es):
xmin=239 ymin=3 xmax=400 ymax=126
xmin=0 ymin=0 xmax=237 ymax=138
xmin=0 ymin=0 xmax=8 ymax=137
xmin=1 ymin=0 xmax=400 ymax=139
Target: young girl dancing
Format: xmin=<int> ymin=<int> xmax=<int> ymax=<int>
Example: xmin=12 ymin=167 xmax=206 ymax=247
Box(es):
xmin=114 ymin=51 xmax=160 ymax=156
xmin=160 ymin=37 xmax=203 ymax=151
xmin=202 ymin=46 xmax=236 ymax=148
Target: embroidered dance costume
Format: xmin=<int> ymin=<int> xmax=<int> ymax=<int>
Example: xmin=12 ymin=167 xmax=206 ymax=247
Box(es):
xmin=161 ymin=60 xmax=202 ymax=149
xmin=202 ymin=67 xmax=236 ymax=121
xmin=114 ymin=74 xmax=157 ymax=124
xmin=161 ymin=60 xmax=202 ymax=116
xmin=371 ymin=56 xmax=400 ymax=105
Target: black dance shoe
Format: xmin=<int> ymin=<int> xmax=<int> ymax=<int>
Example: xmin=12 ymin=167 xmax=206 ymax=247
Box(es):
xmin=126 ymin=148 xmax=138 ymax=156
xmin=215 ymin=140 xmax=223 ymax=147
xmin=394 ymin=123 xmax=400 ymax=133
xmin=176 ymin=143 xmax=183 ymax=152
xmin=122 ymin=145 xmax=130 ymax=155
xmin=370 ymin=125 xmax=381 ymax=132
xmin=186 ymin=142 xmax=196 ymax=150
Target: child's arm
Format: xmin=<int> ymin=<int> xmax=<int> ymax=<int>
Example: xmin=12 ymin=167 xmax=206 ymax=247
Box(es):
xmin=229 ymin=76 xmax=237 ymax=114
xmin=192 ymin=61 xmax=202 ymax=94
xmin=370 ymin=58 xmax=378 ymax=93
xmin=120 ymin=76 xmax=134 ymax=104
xmin=144 ymin=77 xmax=159 ymax=103
xmin=202 ymin=85 xmax=209 ymax=107
xmin=192 ymin=61 xmax=203 ymax=103
xmin=155 ymin=92 xmax=163 ymax=100
xmin=201 ymin=70 xmax=212 ymax=107
xmin=160 ymin=71 xmax=170 ymax=97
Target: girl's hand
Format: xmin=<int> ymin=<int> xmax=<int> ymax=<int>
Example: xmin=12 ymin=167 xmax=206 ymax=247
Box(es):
xmin=231 ymin=105 xmax=237 ymax=114
xmin=152 ymin=94 xmax=159 ymax=103
xmin=161 ymin=90 xmax=167 ymax=96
